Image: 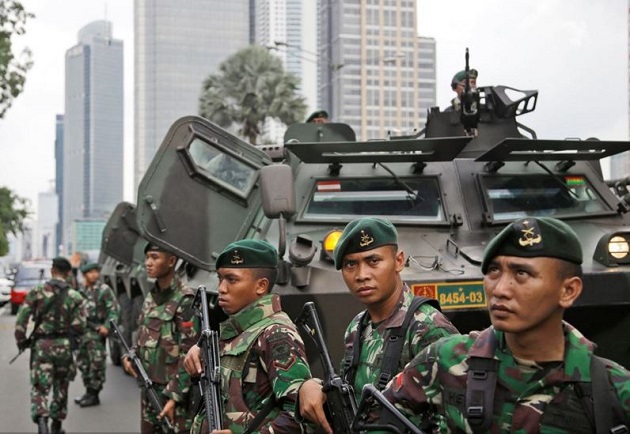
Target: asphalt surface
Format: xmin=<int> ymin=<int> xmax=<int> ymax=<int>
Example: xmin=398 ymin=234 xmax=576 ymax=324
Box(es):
xmin=0 ymin=303 xmax=140 ymax=433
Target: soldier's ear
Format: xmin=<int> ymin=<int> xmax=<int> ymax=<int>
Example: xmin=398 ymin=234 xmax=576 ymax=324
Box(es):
xmin=255 ymin=277 xmax=270 ymax=295
xmin=559 ymin=276 xmax=582 ymax=309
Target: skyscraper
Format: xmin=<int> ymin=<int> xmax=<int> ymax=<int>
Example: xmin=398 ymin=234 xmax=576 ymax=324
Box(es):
xmin=610 ymin=0 xmax=630 ymax=179
xmin=318 ymin=0 xmax=436 ymax=140
xmin=252 ymin=0 xmax=318 ymax=141
xmin=63 ymin=20 xmax=124 ymax=253
xmin=134 ymin=0 xmax=251 ymax=190
xmin=54 ymin=114 xmax=64 ymax=256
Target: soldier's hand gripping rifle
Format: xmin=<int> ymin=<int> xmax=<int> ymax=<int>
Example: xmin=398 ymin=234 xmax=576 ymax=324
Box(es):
xmin=193 ymin=286 xmax=223 ymax=431
xmin=109 ymin=320 xmax=175 ymax=434
xmin=461 ymin=47 xmax=480 ymax=134
xmin=352 ymin=384 xmax=425 ymax=434
xmin=295 ymin=302 xmax=358 ymax=433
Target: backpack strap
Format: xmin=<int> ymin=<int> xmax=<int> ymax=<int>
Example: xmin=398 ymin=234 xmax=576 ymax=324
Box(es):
xmin=465 ymin=330 xmax=498 ymax=432
xmin=588 ymin=356 xmax=628 ymax=434
xmin=376 ymin=296 xmax=441 ymax=390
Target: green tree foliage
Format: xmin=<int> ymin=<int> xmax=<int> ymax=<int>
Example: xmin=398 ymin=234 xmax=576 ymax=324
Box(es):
xmin=0 ymin=0 xmax=33 ymax=118
xmin=199 ymin=45 xmax=307 ymax=144
xmin=0 ymin=186 xmax=29 ymax=256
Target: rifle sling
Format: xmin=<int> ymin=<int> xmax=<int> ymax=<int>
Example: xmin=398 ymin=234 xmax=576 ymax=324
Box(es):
xmin=344 ymin=296 xmax=441 ymax=390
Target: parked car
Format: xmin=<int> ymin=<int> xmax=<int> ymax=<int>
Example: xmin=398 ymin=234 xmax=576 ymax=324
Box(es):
xmin=0 ymin=277 xmax=13 ymax=306
xmin=10 ymin=261 xmax=51 ymax=315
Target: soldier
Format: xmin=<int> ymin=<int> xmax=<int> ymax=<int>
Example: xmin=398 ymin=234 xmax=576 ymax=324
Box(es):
xmin=305 ymin=109 xmax=329 ymax=124
xmin=74 ymin=262 xmax=120 ymax=407
xmin=372 ymin=217 xmax=630 ymax=432
xmin=183 ymin=239 xmax=313 ymax=434
xmin=298 ymin=217 xmax=459 ymax=433
xmin=447 ymin=68 xmax=478 ymax=112
xmin=15 ymin=256 xmax=87 ymax=434
xmin=122 ymin=244 xmax=200 ymax=434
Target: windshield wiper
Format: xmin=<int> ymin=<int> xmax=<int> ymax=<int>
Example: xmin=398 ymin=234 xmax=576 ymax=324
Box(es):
xmin=531 ymin=161 xmax=580 ymax=200
xmin=377 ymin=163 xmax=425 ymax=203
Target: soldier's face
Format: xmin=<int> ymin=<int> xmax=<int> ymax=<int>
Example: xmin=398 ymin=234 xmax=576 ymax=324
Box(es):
xmin=83 ymin=269 xmax=100 ymax=285
xmin=145 ymin=251 xmax=176 ymax=279
xmin=483 ymin=255 xmax=582 ymax=335
xmin=455 ymin=78 xmax=476 ymax=96
xmin=216 ymin=267 xmax=267 ymax=315
xmin=341 ymin=246 xmax=405 ymax=308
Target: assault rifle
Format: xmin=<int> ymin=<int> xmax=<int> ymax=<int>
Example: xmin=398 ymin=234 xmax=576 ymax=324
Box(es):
xmin=461 ymin=47 xmax=480 ymax=134
xmin=193 ymin=286 xmax=223 ymax=431
xmin=353 ymin=384 xmax=425 ymax=434
xmin=109 ymin=320 xmax=175 ymax=434
xmin=295 ymin=302 xmax=358 ymax=433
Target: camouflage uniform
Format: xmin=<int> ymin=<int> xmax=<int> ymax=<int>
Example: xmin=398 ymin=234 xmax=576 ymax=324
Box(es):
xmin=191 ymin=293 xmax=312 ymax=434
xmin=76 ymin=280 xmax=119 ymax=393
xmin=134 ymin=274 xmax=199 ymax=434
xmin=341 ymin=284 xmax=459 ymax=397
xmin=380 ymin=322 xmax=630 ymax=432
xmin=15 ymin=278 xmax=86 ymax=423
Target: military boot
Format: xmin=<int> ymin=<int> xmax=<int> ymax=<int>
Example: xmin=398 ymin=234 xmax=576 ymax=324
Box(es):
xmin=78 ymin=389 xmax=100 ymax=407
xmin=74 ymin=390 xmax=89 ymax=404
xmin=50 ymin=419 xmax=65 ymax=434
xmin=37 ymin=417 xmax=49 ymax=434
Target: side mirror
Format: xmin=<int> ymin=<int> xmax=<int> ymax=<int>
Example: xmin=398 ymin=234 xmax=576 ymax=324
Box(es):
xmin=260 ymin=164 xmax=296 ymax=219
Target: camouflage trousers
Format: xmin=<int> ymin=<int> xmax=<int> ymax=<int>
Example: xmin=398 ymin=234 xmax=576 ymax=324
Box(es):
xmin=76 ymin=331 xmax=107 ymax=392
xmin=140 ymin=383 xmax=192 ymax=434
xmin=29 ymin=338 xmax=76 ymax=423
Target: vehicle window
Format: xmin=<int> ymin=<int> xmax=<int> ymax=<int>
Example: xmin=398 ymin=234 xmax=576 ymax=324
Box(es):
xmin=15 ymin=265 xmax=51 ymax=283
xmin=480 ymin=174 xmax=612 ymax=221
xmin=302 ymin=177 xmax=445 ymax=222
xmin=188 ymin=137 xmax=257 ymax=197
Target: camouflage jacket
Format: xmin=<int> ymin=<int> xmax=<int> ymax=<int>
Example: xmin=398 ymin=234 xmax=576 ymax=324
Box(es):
xmin=15 ymin=278 xmax=86 ymax=345
xmin=380 ymin=322 xmax=630 ymax=433
xmin=341 ymin=284 xmax=459 ymax=396
xmin=134 ymin=274 xmax=200 ymax=402
xmin=218 ymin=293 xmax=311 ymax=434
xmin=78 ymin=281 xmax=119 ymax=334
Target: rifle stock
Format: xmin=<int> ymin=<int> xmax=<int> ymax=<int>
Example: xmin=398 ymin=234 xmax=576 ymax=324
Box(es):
xmin=109 ymin=320 xmax=175 ymax=434
xmin=353 ymin=384 xmax=425 ymax=434
xmin=194 ymin=286 xmax=223 ymax=431
xmin=295 ymin=302 xmax=357 ymax=433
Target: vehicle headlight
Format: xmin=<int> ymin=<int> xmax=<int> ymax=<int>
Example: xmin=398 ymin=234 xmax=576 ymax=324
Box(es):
xmin=322 ymin=229 xmax=343 ymax=261
xmin=594 ymin=233 xmax=630 ymax=266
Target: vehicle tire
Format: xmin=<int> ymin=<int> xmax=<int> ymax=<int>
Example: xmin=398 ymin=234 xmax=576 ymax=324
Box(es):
xmin=108 ymin=336 xmax=122 ymax=366
xmin=110 ymin=292 xmax=132 ymax=366
xmin=10 ymin=302 xmax=18 ymax=315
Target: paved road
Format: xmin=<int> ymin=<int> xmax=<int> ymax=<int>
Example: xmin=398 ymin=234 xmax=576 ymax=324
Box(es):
xmin=0 ymin=304 xmax=140 ymax=433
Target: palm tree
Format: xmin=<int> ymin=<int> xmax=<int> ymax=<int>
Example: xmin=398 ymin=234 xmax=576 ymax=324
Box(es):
xmin=199 ymin=45 xmax=307 ymax=144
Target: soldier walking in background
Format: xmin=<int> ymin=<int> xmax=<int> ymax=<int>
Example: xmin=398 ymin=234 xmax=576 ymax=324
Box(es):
xmin=74 ymin=262 xmax=120 ymax=408
xmin=14 ymin=257 xmax=87 ymax=434
xmin=122 ymin=243 xmax=200 ymax=434
xmin=298 ymin=217 xmax=459 ymax=433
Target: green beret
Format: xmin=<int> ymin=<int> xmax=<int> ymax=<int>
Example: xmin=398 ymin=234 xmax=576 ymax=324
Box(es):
xmin=306 ymin=110 xmax=329 ymax=123
xmin=481 ymin=217 xmax=582 ymax=274
xmin=52 ymin=256 xmax=72 ymax=272
xmin=144 ymin=242 xmax=168 ymax=254
xmin=333 ymin=217 xmax=398 ymax=270
xmin=216 ymin=239 xmax=278 ymax=269
xmin=81 ymin=262 xmax=101 ymax=274
xmin=451 ymin=69 xmax=478 ymax=89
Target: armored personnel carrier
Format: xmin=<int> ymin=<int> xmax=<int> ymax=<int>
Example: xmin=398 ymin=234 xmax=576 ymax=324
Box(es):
xmin=124 ymin=83 xmax=630 ymax=368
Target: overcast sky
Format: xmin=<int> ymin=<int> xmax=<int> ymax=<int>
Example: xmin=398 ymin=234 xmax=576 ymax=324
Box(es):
xmin=0 ymin=0 xmax=627 ymax=220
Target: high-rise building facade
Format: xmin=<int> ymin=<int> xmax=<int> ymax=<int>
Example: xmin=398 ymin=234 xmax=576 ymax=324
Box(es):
xmin=134 ymin=0 xmax=250 ymax=190
xmin=35 ymin=189 xmax=58 ymax=259
xmin=63 ymin=20 xmax=124 ymax=253
xmin=318 ymin=0 xmax=436 ymax=140
xmin=54 ymin=114 xmax=64 ymax=256
xmin=610 ymin=0 xmax=630 ymax=179
xmin=252 ymin=0 xmax=318 ymax=142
